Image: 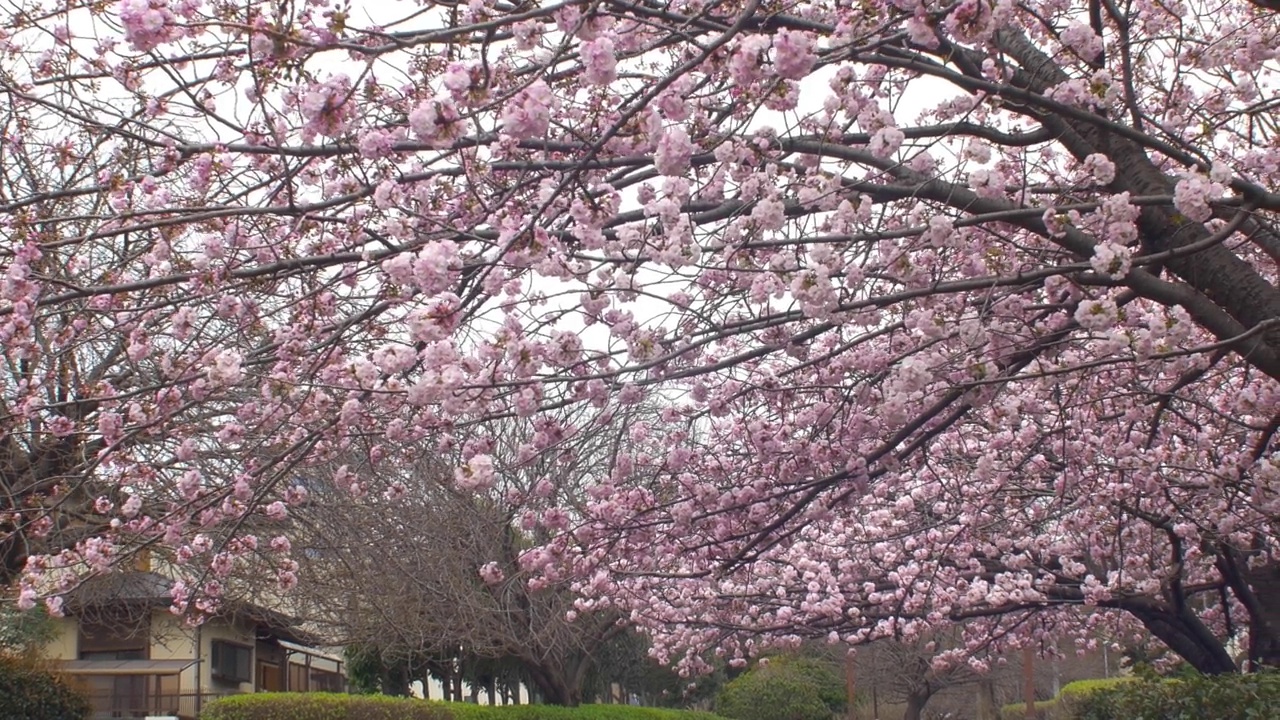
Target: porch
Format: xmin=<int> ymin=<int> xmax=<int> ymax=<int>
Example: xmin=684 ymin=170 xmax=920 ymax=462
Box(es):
xmin=60 ymin=659 xmax=227 ymax=719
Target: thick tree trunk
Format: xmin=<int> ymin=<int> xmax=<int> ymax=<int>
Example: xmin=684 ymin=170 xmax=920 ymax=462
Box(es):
xmin=439 ymin=667 xmax=454 ymax=702
xmin=901 ymin=690 xmax=931 ymax=720
xmin=380 ymin=664 xmax=411 ymax=696
xmin=486 ymin=676 xmax=497 ymax=705
xmin=983 ymin=29 xmax=1280 ymax=377
xmin=526 ymin=665 xmax=584 ymax=706
xmin=2 ymin=435 xmax=107 ymax=584
xmin=1123 ymin=600 xmax=1237 ymax=674
xmin=1229 ymin=555 xmax=1280 ymax=670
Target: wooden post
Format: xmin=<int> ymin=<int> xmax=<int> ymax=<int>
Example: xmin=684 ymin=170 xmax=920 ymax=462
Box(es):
xmin=1023 ymin=645 xmax=1036 ymax=719
xmin=845 ymin=653 xmax=856 ymax=720
xmin=976 ymin=679 xmax=996 ymax=720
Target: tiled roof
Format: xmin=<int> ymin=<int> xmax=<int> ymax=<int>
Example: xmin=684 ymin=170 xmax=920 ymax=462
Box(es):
xmin=63 ymin=571 xmax=320 ymax=646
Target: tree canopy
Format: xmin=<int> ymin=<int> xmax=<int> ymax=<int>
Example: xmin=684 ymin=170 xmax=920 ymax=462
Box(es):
xmin=2 ymin=0 xmax=1279 ymax=679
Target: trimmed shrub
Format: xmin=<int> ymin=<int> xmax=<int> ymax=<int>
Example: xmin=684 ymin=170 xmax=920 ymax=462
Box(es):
xmin=0 ymin=655 xmax=91 ymax=720
xmin=716 ymin=661 xmax=839 ymax=720
xmin=997 ymin=698 xmax=1057 ymax=720
xmin=760 ymin=656 xmax=846 ymax=714
xmin=1055 ymin=677 xmax=1132 ymax=701
xmin=1052 ymin=677 xmax=1132 ymax=718
xmin=1071 ymin=672 xmax=1280 ymax=720
xmin=997 ymin=679 xmax=1134 ymax=720
xmin=446 ymin=706 xmax=725 ymax=720
xmin=201 ymin=694 xmax=729 ymax=720
xmin=200 ymin=693 xmax=453 ymax=720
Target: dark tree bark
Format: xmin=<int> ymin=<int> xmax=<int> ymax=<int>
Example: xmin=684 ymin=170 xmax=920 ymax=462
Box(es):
xmin=525 ymin=662 xmax=588 ymax=706
xmin=1115 ymin=599 xmax=1237 ymax=674
xmin=1219 ymin=550 xmax=1280 ymax=670
xmin=901 ymin=688 xmax=933 ymax=720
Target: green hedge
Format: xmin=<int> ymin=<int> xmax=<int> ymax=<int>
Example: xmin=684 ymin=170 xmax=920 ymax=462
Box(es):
xmin=0 ymin=655 xmax=91 ymax=720
xmin=715 ymin=658 xmax=843 ymax=720
xmin=1055 ymin=677 xmax=1133 ymax=703
xmin=200 ymin=693 xmax=449 ymax=720
xmin=997 ymin=673 xmax=1280 ymax=720
xmin=997 ymin=698 xmax=1057 ymax=720
xmin=997 ymin=678 xmax=1138 ymax=720
xmin=200 ymin=694 xmax=728 ymax=720
xmin=443 ymin=704 xmax=725 ymax=720
xmin=1073 ymin=672 xmax=1280 ymax=720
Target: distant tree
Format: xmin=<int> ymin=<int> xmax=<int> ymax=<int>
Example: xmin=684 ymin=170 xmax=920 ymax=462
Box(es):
xmin=854 ymin=638 xmax=994 ymax=720
xmin=0 ymin=605 xmax=54 ymax=656
xmin=0 ymin=654 xmax=91 ymax=720
xmin=282 ymin=410 xmax=645 ymax=705
xmin=851 ymin=630 xmax=1114 ymax=720
xmin=584 ymin=629 xmax=727 ymax=708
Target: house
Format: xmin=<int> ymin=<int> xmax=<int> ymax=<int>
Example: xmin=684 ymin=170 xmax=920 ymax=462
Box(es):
xmin=39 ymin=570 xmax=346 ymax=719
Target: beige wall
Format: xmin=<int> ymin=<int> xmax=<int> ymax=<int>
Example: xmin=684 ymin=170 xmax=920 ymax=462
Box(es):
xmin=199 ymin=614 xmax=257 ymax=695
xmin=43 ymin=617 xmax=79 ymax=661
xmin=149 ymin=611 xmax=201 ymax=696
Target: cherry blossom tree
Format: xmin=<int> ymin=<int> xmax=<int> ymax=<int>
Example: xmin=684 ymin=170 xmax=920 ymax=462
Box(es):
xmin=2 ymin=0 xmax=1279 ymax=680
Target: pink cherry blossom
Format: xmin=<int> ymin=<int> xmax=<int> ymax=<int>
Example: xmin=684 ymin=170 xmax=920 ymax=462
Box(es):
xmin=772 ymin=30 xmax=817 ymax=80
xmin=654 ymin=126 xmax=695 ymax=176
xmin=455 ymin=454 xmax=496 ymax=491
xmin=298 ymin=75 xmax=355 ymax=140
xmin=500 ymin=81 xmax=555 ymax=139
xmin=869 ymin=126 xmax=904 ymax=158
xmin=1081 ymin=153 xmax=1116 ymax=184
xmin=1173 ymin=173 xmax=1224 ymax=222
xmin=205 ymin=350 xmax=244 ymax=386
xmin=408 ymin=97 xmax=463 ymax=148
xmin=1090 ymin=242 xmax=1132 ymax=279
xmin=117 ymin=0 xmax=176 ymax=52
xmin=479 ymin=561 xmax=505 ymax=585
xmin=581 ymin=37 xmax=618 ymax=85
xmin=729 ymin=35 xmax=772 ymax=85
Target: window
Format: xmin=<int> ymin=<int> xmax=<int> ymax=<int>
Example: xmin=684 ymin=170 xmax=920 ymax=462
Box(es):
xmin=210 ymin=641 xmax=252 ymax=684
xmin=79 ymin=616 xmax=149 ymax=660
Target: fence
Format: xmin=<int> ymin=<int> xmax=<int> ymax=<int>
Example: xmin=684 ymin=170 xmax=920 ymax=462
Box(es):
xmin=81 ymin=690 xmax=237 ymax=720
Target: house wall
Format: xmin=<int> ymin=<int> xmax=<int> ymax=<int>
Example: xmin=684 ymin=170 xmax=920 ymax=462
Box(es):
xmin=148 ymin=611 xmax=201 ymax=699
xmin=44 ymin=617 xmax=79 ymax=660
xmin=199 ymin=615 xmax=257 ymax=695
xmin=40 ymin=597 xmax=346 ymax=715
xmin=43 ymin=610 xmax=266 ymax=698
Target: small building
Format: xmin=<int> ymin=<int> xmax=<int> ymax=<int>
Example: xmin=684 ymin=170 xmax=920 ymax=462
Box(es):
xmin=40 ymin=571 xmax=345 ymax=719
